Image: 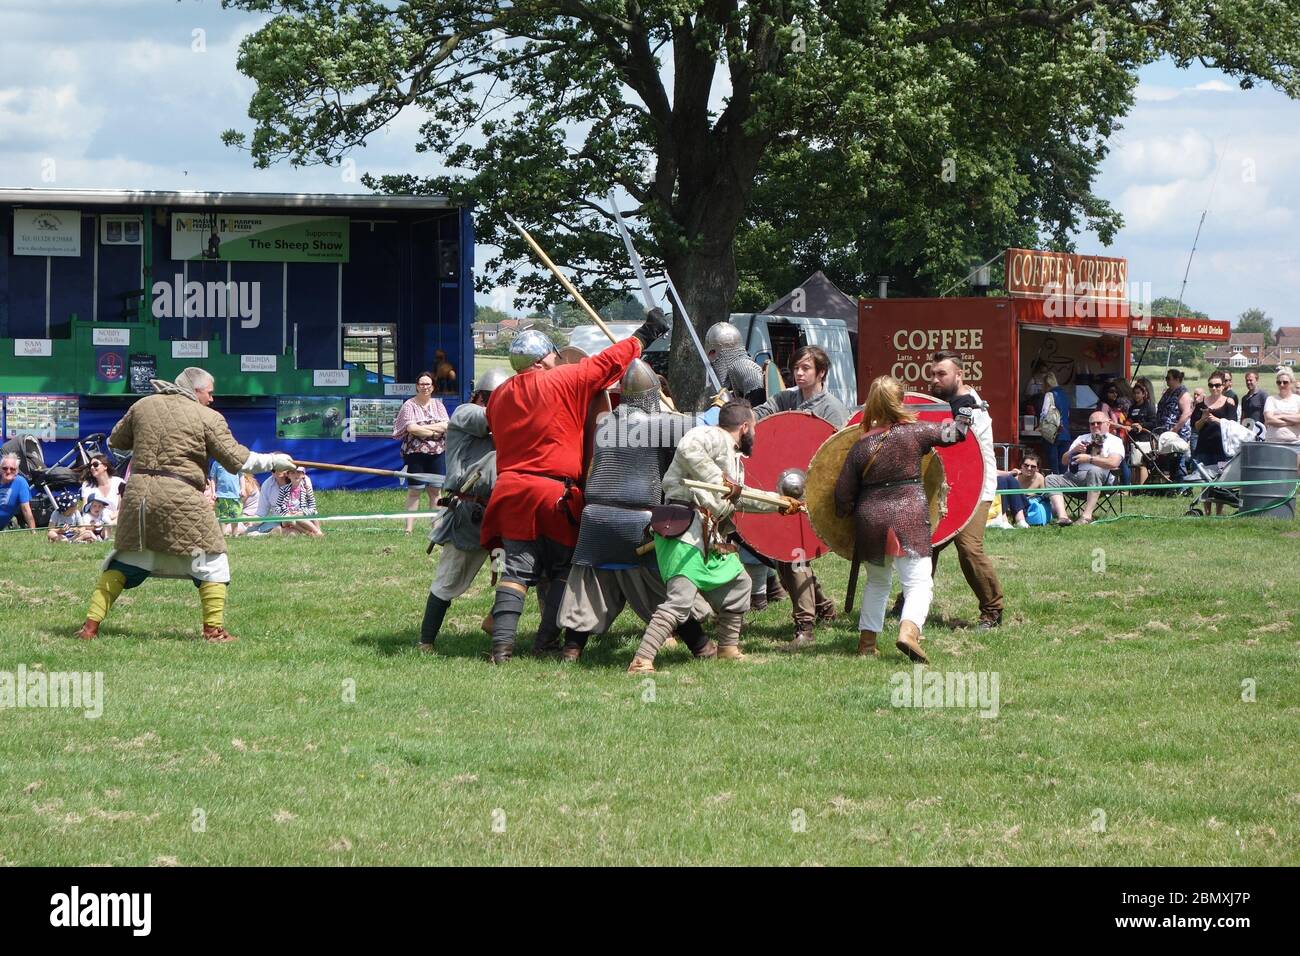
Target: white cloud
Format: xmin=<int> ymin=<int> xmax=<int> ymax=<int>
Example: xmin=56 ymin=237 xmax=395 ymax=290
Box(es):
xmin=1114 ymin=129 xmax=1215 ymax=181
xmin=1135 ymin=84 xmax=1181 ymax=102
xmin=1193 ymin=79 xmax=1237 ymax=93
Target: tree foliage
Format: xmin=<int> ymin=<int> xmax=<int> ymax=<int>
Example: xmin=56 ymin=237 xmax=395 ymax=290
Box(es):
xmin=221 ymin=0 xmax=1300 ymax=402
xmin=1234 ymin=307 xmax=1274 ymax=344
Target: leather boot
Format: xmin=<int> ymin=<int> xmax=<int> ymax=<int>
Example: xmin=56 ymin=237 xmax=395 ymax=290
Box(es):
xmin=627 ymin=655 xmax=655 ymax=674
xmin=778 ymin=628 xmax=816 ymax=652
xmin=663 ymin=636 xmax=680 ymax=649
xmin=693 ymin=640 xmax=718 ymax=659
xmin=816 ymin=600 xmax=837 ymax=623
xmin=766 ymin=577 xmax=788 ymax=603
xmin=895 ymin=620 xmax=928 ymax=664
xmin=489 ymin=641 xmax=513 ymax=664
xmin=480 ymin=613 xmax=494 ymax=635
xmin=75 ymin=619 xmax=99 ymax=641
xmin=856 ymin=630 xmax=878 ymax=657
xmin=715 ymin=612 xmax=745 ymax=659
xmin=531 ymin=630 xmax=563 ymax=658
xmin=561 ymin=630 xmax=588 ymax=663
xmin=202 ymin=625 xmax=238 ymax=644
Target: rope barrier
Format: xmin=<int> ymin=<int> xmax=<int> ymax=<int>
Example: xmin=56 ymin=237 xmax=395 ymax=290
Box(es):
xmin=994 ymin=476 xmax=1299 ymax=495
xmin=0 ymin=510 xmax=445 ymax=534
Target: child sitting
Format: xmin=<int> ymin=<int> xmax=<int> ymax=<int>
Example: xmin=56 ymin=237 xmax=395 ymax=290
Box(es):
xmin=78 ymin=495 xmax=111 ymax=541
xmin=234 ymin=472 xmax=260 ymax=536
xmin=274 ymin=467 xmax=324 ymax=536
xmin=46 ymin=489 xmax=86 ymax=543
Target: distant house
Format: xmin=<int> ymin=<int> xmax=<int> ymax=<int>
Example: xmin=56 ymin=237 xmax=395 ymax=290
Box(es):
xmin=472 ymin=322 xmax=500 ymax=346
xmin=1208 ymin=333 xmax=1269 ymax=369
xmin=1276 ymin=326 xmax=1300 ymax=365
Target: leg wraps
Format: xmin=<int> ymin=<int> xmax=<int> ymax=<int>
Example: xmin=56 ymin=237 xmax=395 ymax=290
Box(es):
xmin=490 ymin=582 xmax=527 ymax=656
xmin=87 ymin=570 xmax=127 ymax=624
xmin=420 ymin=593 xmax=451 ymax=646
xmin=198 ymin=582 xmax=226 ymax=629
xmin=715 ymin=611 xmax=744 ymax=648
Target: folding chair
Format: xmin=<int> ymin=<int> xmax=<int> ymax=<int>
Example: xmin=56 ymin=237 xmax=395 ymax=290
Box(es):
xmin=1065 ymin=470 xmax=1124 ymax=520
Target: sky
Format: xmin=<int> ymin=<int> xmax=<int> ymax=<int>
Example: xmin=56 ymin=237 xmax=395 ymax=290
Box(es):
xmin=2 ymin=0 xmax=1298 ymax=325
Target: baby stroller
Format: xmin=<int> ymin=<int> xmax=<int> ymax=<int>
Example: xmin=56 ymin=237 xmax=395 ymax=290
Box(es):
xmin=1184 ymin=457 xmax=1244 ymax=516
xmin=0 ymin=433 xmax=118 ymax=528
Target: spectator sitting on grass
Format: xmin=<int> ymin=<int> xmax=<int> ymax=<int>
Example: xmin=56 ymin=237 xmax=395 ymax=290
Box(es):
xmin=234 ymin=472 xmax=260 ymax=536
xmin=1044 ymin=413 xmax=1124 ymax=526
xmin=245 ymin=470 xmax=291 ymax=535
xmin=0 ymin=453 xmax=35 ymax=531
xmin=274 ymin=466 xmax=323 ymax=536
xmin=79 ymin=454 xmax=125 ymax=525
xmin=79 ymin=495 xmax=111 ymax=541
xmin=47 ymin=488 xmax=87 ymax=543
xmin=995 ymin=452 xmax=1046 ymax=528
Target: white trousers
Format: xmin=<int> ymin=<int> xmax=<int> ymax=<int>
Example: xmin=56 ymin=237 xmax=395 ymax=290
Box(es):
xmin=858 ymin=555 xmax=933 ymax=633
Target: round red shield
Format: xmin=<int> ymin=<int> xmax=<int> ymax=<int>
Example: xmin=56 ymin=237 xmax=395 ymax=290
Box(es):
xmin=733 ymin=411 xmax=837 ymax=562
xmin=845 ymin=391 xmax=986 ymax=546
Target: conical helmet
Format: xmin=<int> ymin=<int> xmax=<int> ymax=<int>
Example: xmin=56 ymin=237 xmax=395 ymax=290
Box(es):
xmin=619 ymin=358 xmax=661 ymax=414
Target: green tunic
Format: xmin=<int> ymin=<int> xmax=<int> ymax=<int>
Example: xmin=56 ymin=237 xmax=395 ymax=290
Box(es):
xmin=654 ymin=533 xmax=744 ymax=590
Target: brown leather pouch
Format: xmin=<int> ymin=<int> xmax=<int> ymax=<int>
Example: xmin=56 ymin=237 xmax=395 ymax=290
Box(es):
xmin=649 ymin=504 xmax=694 ymax=538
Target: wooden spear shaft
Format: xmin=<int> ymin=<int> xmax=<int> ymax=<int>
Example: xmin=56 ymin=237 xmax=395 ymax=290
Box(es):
xmin=291 ymin=459 xmax=445 ymax=486
xmin=503 ymin=212 xmax=619 ymax=345
xmin=683 ymin=478 xmax=789 ymax=506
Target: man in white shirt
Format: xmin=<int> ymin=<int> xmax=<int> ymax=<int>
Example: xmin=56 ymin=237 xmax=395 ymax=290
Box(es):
xmin=929 ymin=352 xmax=1005 ymax=628
xmin=1045 ymin=412 xmax=1125 ymax=525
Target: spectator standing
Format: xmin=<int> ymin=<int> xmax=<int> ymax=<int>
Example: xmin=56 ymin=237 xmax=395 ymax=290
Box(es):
xmin=1263 ymin=368 xmax=1300 ymax=443
xmin=1039 ymin=371 xmax=1072 ymax=474
xmin=0 ymin=453 xmax=35 ymax=530
xmin=208 ymin=460 xmax=242 ymax=536
xmin=1191 ymin=373 xmax=1239 ymax=468
xmin=1240 ymin=371 xmax=1268 ymax=426
xmin=392 ymin=371 xmax=449 ymax=533
xmin=1125 ymin=377 xmax=1159 ymax=485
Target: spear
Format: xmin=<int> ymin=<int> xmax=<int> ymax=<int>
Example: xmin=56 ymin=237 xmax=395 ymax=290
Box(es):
xmin=683 ymin=479 xmax=800 ymax=509
xmin=290 ymin=459 xmax=445 ymax=487
xmin=503 ymin=212 xmax=619 ymax=345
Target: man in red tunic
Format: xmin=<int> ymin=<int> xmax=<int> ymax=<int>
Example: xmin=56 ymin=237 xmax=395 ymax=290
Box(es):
xmin=479 ymin=310 xmax=669 ymax=662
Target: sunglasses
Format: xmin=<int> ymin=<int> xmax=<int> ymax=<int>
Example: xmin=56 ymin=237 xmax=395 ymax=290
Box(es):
xmin=1089 ymin=421 xmax=1107 ymax=427
xmin=1 ymin=467 xmax=17 ymax=473
xmin=1209 ymin=383 xmax=1224 ymax=388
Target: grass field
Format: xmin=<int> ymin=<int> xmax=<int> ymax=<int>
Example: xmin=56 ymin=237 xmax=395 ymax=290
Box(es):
xmin=2 ymin=490 xmax=1297 ymax=866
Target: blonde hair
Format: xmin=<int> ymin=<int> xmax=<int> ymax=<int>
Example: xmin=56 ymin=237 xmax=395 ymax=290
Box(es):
xmin=862 ymin=375 xmax=917 ymax=430
xmin=1043 ymin=371 xmax=1059 ymax=388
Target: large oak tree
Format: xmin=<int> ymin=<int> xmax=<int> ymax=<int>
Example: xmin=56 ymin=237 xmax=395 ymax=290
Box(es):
xmin=222 ymin=0 xmax=1299 ymax=403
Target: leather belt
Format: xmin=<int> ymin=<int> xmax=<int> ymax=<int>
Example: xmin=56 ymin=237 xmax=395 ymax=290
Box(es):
xmin=133 ymin=467 xmax=205 ymax=492
xmin=862 ymin=478 xmax=921 ymax=491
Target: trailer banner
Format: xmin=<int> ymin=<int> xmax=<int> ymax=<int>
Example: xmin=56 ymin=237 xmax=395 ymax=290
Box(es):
xmin=1005 ymin=248 xmax=1127 ymax=302
xmin=1129 ymin=315 xmax=1231 ymax=341
xmin=171 ymin=213 xmax=349 ymax=263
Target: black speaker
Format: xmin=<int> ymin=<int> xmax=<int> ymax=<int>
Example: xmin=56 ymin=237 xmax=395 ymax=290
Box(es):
xmin=437 ymin=240 xmax=458 ymax=280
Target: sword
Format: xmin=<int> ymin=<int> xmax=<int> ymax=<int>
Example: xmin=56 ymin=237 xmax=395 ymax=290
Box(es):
xmin=605 ymin=191 xmax=722 ymax=394
xmin=663 ymin=270 xmax=724 ymax=394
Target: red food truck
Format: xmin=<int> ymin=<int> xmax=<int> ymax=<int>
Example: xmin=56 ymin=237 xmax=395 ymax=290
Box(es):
xmin=856 ymin=248 xmax=1231 ymax=465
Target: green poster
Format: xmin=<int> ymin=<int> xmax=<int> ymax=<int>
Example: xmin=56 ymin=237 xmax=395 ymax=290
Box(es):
xmin=276 ymin=396 xmax=346 ymax=439
xmin=172 ymin=213 xmax=349 ymax=263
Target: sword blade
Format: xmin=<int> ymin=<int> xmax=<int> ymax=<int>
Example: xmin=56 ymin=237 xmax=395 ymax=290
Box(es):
xmin=663 ymin=271 xmax=723 ymax=393
xmin=607 ymin=191 xmax=657 ymax=311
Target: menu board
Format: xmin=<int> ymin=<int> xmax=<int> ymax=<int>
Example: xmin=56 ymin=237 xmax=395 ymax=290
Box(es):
xmin=4 ymin=394 xmax=80 ymax=440
xmin=348 ymin=397 xmax=404 ymax=438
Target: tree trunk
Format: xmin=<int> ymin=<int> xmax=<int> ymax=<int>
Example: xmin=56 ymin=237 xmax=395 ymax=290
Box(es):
xmin=665 ymin=242 xmax=738 ymax=410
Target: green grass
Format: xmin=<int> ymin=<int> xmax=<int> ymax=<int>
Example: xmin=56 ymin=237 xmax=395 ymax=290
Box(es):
xmin=1 ymin=489 xmax=1297 ymax=865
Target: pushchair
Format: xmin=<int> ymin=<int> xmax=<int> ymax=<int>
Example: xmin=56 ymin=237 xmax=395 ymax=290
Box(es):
xmin=1184 ymin=457 xmax=1244 ymax=516
xmin=0 ymin=433 xmax=122 ymax=529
